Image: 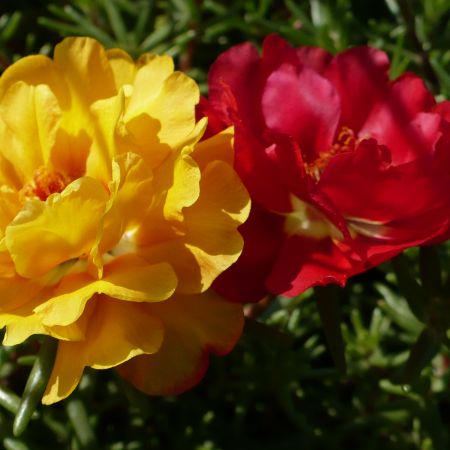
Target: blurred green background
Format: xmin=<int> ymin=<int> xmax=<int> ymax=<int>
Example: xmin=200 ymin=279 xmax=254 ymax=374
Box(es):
xmin=1 ymin=1 xmax=450 ymax=449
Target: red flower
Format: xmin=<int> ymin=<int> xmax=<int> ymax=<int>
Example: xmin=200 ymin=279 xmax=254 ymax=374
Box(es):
xmin=199 ymin=35 xmax=450 ymax=301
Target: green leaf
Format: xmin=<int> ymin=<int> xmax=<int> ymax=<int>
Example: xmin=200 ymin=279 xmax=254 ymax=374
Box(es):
xmin=0 ymin=386 xmax=21 ymax=416
xmin=13 ymin=337 xmax=57 ymax=437
xmin=3 ymin=437 xmax=31 ymax=450
xmin=391 ymin=253 xmax=428 ymax=322
xmin=66 ymin=397 xmax=98 ymax=450
xmin=102 ymin=0 xmax=128 ymax=44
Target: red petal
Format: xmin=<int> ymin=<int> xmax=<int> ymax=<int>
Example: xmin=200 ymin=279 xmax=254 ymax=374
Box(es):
xmin=266 ymin=236 xmax=360 ymax=296
xmin=262 ymin=64 xmax=340 ymax=159
xmin=196 ymin=96 xmax=227 ymax=138
xmin=324 ymin=46 xmax=390 ymax=132
xmin=261 ymin=34 xmax=332 ymax=74
xmin=207 ymin=41 xmax=263 ymax=131
xmin=320 ymin=139 xmax=450 ymax=239
xmin=360 ymin=74 xmax=438 ymax=164
xmin=213 ymin=204 xmax=285 ymax=303
xmin=234 ymin=126 xmax=292 ymax=212
xmin=296 ymin=46 xmax=333 ymax=73
xmin=264 ymin=132 xmax=350 ymax=238
xmin=434 ymin=100 xmax=450 ymax=123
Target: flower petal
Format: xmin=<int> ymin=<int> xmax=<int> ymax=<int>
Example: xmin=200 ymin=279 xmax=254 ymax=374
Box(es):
xmin=0 ymin=82 xmax=61 ymax=181
xmin=360 ymin=74 xmax=439 ymax=164
xmin=214 ymin=203 xmax=285 ymax=302
xmin=140 ymin=160 xmax=249 ymax=293
xmin=34 ymin=254 xmax=177 ymax=327
xmin=117 ymin=291 xmax=243 ymax=396
xmin=262 ymin=64 xmax=340 ymax=158
xmin=207 ymin=41 xmax=262 ymax=130
xmin=124 ymin=65 xmax=200 ymax=162
xmin=106 ymin=48 xmax=137 ymax=88
xmin=192 ymin=126 xmax=234 ymax=170
xmin=43 ymin=297 xmax=164 ymax=404
xmin=266 ymin=236 xmax=359 ymax=296
xmin=324 ymin=46 xmax=390 ymax=132
xmin=54 ymin=37 xmax=116 ymax=108
xmin=97 ymin=152 xmax=154 ymax=256
xmin=5 ymin=177 xmax=108 ymax=278
xmin=0 ymin=54 xmax=69 ymax=106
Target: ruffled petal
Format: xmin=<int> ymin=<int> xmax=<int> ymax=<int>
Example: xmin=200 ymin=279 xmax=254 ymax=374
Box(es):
xmin=34 ymin=254 xmax=177 ymax=327
xmin=359 ymin=74 xmax=438 ymax=164
xmin=97 ymin=152 xmax=154 ymax=256
xmin=140 ymin=160 xmax=249 ymax=293
xmin=0 ymin=82 xmax=61 ymax=182
xmin=106 ymin=48 xmax=137 ymax=88
xmin=266 ymin=236 xmax=359 ymax=296
xmin=123 ymin=63 xmax=200 ymax=165
xmin=324 ymin=46 xmax=390 ymax=132
xmin=320 ymin=139 xmax=449 ymax=232
xmin=262 ymin=64 xmax=340 ymax=159
xmin=117 ymin=291 xmax=243 ymax=395
xmin=192 ymin=126 xmax=234 ymax=170
xmin=54 ymin=37 xmax=116 ymax=108
xmin=0 ymin=54 xmax=69 ymax=107
xmin=214 ymin=203 xmax=285 ymax=302
xmin=5 ymin=177 xmax=108 ymax=278
xmin=207 ymin=41 xmax=262 ymax=130
xmin=43 ymin=298 xmax=164 ymax=404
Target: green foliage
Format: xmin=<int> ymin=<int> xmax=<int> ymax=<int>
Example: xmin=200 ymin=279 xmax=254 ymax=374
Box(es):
xmin=0 ymin=0 xmax=450 ymax=448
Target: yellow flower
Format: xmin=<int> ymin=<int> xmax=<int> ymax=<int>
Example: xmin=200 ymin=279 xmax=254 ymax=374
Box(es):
xmin=0 ymin=37 xmax=250 ymax=404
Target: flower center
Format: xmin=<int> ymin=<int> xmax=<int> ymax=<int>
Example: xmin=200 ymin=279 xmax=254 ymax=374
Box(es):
xmin=304 ymin=126 xmax=356 ymax=181
xmin=20 ymin=167 xmax=72 ymax=201
xmin=284 ymin=195 xmax=343 ymax=240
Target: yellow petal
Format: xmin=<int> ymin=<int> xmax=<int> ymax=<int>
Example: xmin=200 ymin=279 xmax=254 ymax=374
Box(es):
xmin=117 ymin=290 xmax=244 ymax=395
xmin=144 ymin=71 xmax=200 ymax=150
xmin=186 ymin=160 xmax=250 ymax=229
xmin=136 ymin=148 xmax=200 ymax=247
xmin=0 ymin=239 xmax=16 ymax=277
xmin=164 ymin=149 xmax=201 ymax=221
xmin=34 ymin=254 xmax=177 ymax=327
xmin=99 ymin=152 xmax=154 ymax=253
xmin=43 ymin=298 xmax=164 ymax=404
xmin=87 ymin=90 xmax=129 ymax=183
xmin=192 ymin=126 xmax=234 ymax=170
xmin=42 ymin=341 xmax=84 ymax=405
xmin=183 ymin=160 xmax=249 ymax=291
xmin=88 ymin=152 xmax=154 ymax=274
xmin=0 ymin=284 xmax=50 ymax=345
xmin=0 ymin=54 xmax=69 ymax=107
xmin=0 ymin=275 xmax=43 ymax=315
xmin=4 ymin=315 xmax=47 ymax=346
xmin=0 ymin=82 xmax=62 ymax=181
xmin=0 ymin=146 xmax=23 ymax=191
xmin=50 ymin=128 xmax=91 ymax=182
xmin=0 ymin=186 xmax=21 ymax=238
xmin=54 ymin=37 xmax=116 ymax=108
xmin=124 ymin=54 xmax=174 ymax=120
xmin=139 ymin=160 xmax=250 ymax=293
xmin=106 ymin=48 xmax=137 ymax=88
xmin=122 ymin=67 xmax=200 ymax=168
xmin=5 ymin=177 xmax=108 ymax=278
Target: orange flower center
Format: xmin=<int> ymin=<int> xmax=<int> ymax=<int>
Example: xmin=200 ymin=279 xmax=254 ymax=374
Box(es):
xmin=20 ymin=167 xmax=72 ymax=201
xmin=304 ymin=126 xmax=356 ymax=181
